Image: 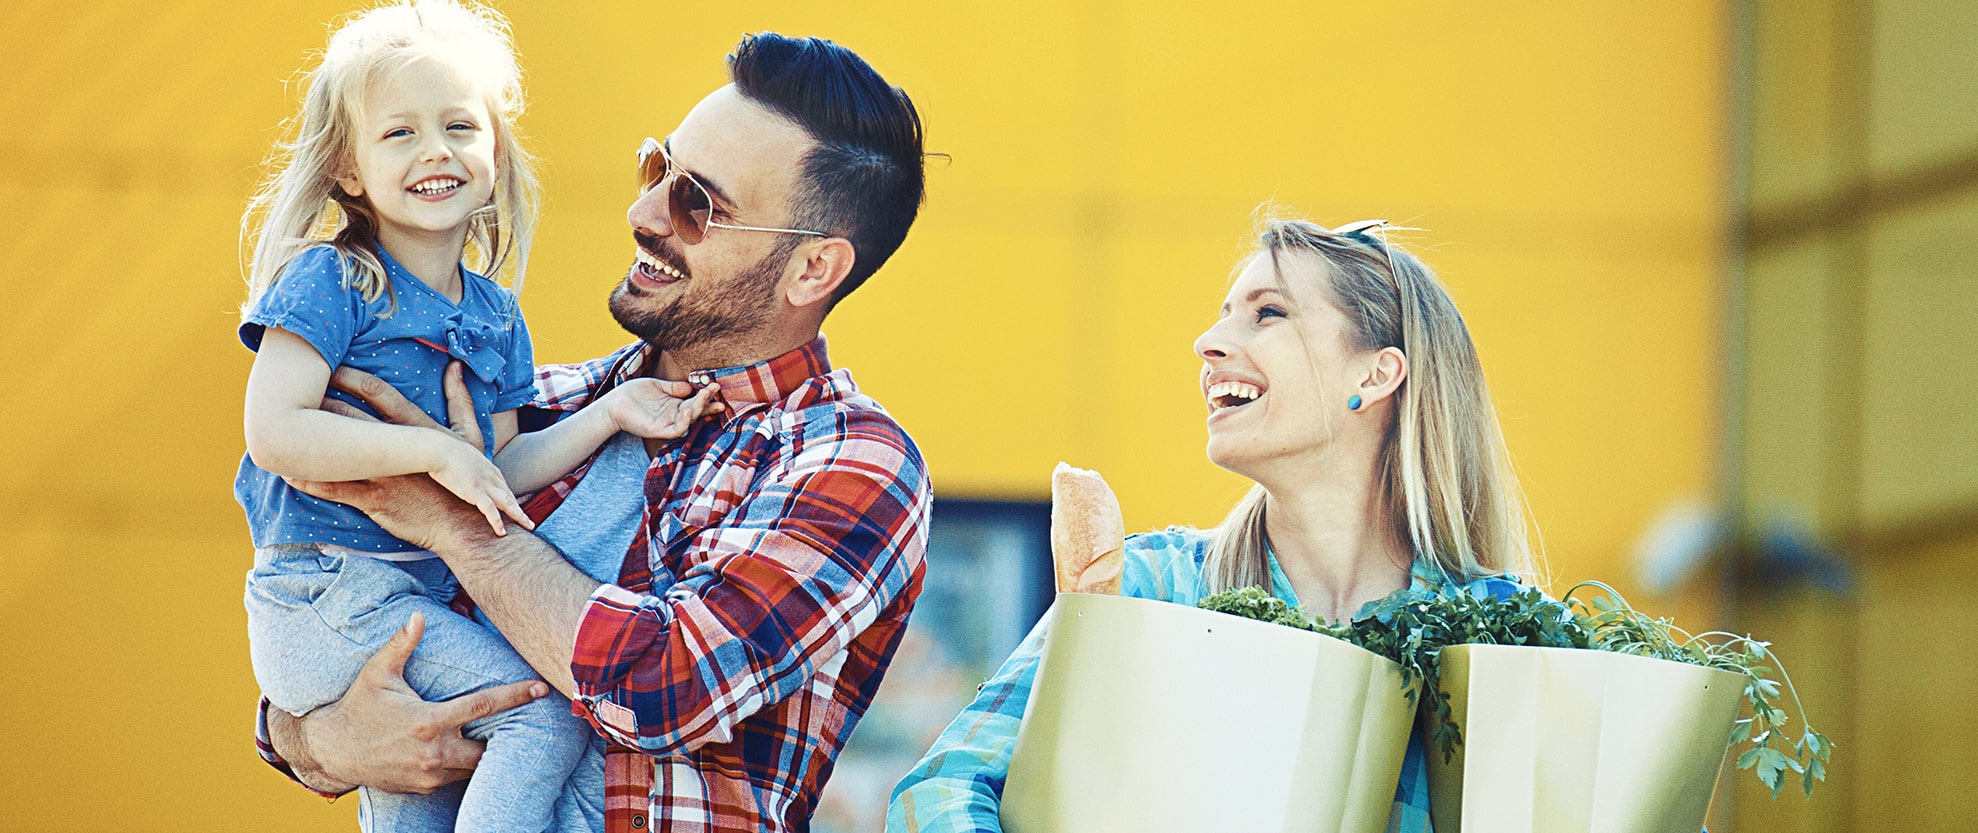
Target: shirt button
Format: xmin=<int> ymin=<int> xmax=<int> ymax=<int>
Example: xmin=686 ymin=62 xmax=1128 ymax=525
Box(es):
xmin=631 ymin=813 xmax=647 ymax=829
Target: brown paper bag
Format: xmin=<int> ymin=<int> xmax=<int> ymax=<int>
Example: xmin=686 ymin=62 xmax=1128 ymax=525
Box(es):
xmin=1002 ymin=593 xmax=1416 ymax=833
xmin=1426 ymin=644 xmax=1746 ymax=833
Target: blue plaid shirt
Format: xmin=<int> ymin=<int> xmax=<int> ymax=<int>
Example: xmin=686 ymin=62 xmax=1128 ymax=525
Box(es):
xmin=887 ymin=527 xmax=1520 ymax=833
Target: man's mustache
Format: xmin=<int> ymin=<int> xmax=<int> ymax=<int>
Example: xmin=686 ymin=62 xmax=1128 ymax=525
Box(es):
xmin=633 ymin=231 xmax=691 ymax=279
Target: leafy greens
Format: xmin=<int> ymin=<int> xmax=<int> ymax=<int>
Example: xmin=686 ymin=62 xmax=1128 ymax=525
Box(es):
xmin=1196 ymin=581 xmax=1832 ymax=797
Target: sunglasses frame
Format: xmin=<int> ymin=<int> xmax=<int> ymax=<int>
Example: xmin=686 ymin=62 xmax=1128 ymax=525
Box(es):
xmin=637 ymin=137 xmax=826 ymax=245
xmin=1330 ymin=218 xmax=1401 ymax=291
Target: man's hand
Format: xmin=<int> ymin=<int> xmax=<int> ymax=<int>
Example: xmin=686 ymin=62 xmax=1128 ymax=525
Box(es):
xmin=298 ymin=363 xmax=501 ymax=551
xmin=273 ymin=613 xmax=548 ymax=795
xmin=309 ymin=361 xmax=597 ymax=697
xmin=323 ymin=363 xmax=475 ymax=443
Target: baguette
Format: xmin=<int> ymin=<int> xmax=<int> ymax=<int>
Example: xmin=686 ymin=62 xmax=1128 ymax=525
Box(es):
xmin=1050 ymin=462 xmax=1126 ymax=595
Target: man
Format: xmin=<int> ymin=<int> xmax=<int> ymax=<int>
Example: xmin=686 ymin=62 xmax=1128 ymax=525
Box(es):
xmin=259 ymin=32 xmax=932 ymax=833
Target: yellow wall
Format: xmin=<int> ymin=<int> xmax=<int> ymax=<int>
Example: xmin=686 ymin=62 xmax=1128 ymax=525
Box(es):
xmin=0 ymin=2 xmax=1727 ymax=829
xmin=1733 ymin=0 xmax=1978 ymax=828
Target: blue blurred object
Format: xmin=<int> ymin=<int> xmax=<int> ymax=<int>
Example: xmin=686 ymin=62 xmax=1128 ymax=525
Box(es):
xmin=1747 ymin=513 xmax=1854 ymax=595
xmin=1635 ymin=499 xmax=1852 ymax=596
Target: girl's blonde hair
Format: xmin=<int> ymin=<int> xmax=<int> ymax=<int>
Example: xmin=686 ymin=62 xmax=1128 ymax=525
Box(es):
xmin=1203 ymin=216 xmax=1539 ymax=594
xmin=240 ymin=0 xmax=540 ymax=316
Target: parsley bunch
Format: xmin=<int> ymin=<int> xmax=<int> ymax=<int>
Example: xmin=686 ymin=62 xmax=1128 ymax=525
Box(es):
xmin=1196 ymin=581 xmax=1832 ymax=797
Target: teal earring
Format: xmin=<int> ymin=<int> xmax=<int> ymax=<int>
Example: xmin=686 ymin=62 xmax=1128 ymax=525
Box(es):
xmin=1347 ymin=395 xmax=1363 ymax=411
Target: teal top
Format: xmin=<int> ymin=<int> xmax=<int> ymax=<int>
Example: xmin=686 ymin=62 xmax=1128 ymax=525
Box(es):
xmin=886 ymin=526 xmax=1522 ymax=833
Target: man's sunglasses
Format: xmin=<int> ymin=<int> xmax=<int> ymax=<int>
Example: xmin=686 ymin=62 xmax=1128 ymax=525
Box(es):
xmin=637 ymin=137 xmax=826 ymax=245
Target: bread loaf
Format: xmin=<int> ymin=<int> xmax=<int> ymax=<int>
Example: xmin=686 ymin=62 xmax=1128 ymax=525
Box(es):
xmin=1050 ymin=462 xmax=1126 ymax=595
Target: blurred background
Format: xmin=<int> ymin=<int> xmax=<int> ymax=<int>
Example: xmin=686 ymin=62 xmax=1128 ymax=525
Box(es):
xmin=1 ymin=0 xmax=1972 ymax=830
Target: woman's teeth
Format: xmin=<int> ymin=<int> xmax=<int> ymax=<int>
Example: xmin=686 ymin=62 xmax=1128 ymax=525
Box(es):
xmin=635 ymin=247 xmax=685 ymax=280
xmin=409 ymin=177 xmax=462 ymax=195
xmin=1208 ymin=381 xmax=1263 ymax=410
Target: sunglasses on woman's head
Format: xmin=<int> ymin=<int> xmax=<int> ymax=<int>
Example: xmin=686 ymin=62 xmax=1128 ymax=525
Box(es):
xmin=636 ymin=137 xmax=826 ymax=245
xmin=1330 ymin=218 xmax=1400 ymax=289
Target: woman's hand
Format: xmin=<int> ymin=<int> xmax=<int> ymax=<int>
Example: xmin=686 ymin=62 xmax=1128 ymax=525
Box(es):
xmin=271 ymin=613 xmax=549 ymax=795
xmin=603 ymin=378 xmax=723 ymax=440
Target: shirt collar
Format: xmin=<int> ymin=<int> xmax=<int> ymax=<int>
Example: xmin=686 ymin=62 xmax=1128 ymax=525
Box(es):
xmin=601 ymin=335 xmax=830 ymax=417
xmin=373 ymin=244 xmax=474 ymax=301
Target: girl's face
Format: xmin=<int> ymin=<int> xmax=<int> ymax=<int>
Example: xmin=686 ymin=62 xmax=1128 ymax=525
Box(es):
xmin=1193 ymin=252 xmax=1365 ymax=479
xmin=340 ymin=57 xmax=498 ymax=247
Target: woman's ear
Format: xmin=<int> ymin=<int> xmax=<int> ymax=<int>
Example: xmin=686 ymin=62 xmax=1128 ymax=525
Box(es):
xmin=785 ymin=237 xmax=857 ymax=311
xmin=1356 ymin=346 xmax=1409 ymax=406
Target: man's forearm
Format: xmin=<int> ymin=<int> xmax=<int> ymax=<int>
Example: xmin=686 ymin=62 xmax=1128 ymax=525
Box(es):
xmin=267 ymin=703 xmax=358 ymax=795
xmin=434 ymin=526 xmax=601 ymax=695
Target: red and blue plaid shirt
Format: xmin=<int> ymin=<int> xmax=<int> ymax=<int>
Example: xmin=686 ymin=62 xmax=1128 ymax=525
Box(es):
xmin=260 ymin=335 xmax=930 ymax=832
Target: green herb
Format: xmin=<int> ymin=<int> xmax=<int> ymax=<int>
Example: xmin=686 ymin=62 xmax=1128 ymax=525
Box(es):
xmin=1195 ymin=586 xmax=1353 ymax=638
xmin=1196 ymin=580 xmax=1832 ymax=797
xmin=1562 ymin=581 xmax=1832 ymax=798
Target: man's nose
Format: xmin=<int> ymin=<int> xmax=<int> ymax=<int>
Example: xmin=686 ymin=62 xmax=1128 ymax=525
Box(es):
xmin=626 ymin=187 xmax=675 ymax=238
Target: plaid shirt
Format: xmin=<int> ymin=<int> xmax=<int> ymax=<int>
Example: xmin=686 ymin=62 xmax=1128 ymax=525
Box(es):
xmin=886 ymin=528 xmax=1517 ymax=833
xmin=259 ymin=336 xmax=930 ymax=833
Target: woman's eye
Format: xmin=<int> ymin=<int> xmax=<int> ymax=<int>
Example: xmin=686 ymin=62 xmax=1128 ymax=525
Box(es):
xmin=1255 ymin=305 xmax=1287 ymax=322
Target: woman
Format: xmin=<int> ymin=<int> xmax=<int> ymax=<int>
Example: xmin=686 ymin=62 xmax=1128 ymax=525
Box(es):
xmin=887 ymin=215 xmax=1534 ymax=832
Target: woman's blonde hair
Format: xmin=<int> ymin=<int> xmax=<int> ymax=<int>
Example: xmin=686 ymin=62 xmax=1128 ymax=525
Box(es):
xmin=239 ymin=0 xmax=540 ymax=316
xmin=1204 ymin=216 xmax=1538 ymax=594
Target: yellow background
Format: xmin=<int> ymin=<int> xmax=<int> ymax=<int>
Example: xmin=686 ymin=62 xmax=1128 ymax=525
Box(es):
xmin=15 ymin=1 xmax=1952 ymax=830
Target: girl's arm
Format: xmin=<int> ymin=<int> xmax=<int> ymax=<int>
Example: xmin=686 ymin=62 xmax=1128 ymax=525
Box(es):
xmin=494 ymin=378 xmax=719 ymax=495
xmin=245 ymin=326 xmax=528 ymax=533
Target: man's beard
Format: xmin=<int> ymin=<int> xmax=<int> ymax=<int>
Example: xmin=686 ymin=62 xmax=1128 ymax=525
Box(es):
xmin=609 ymin=239 xmax=792 ymax=352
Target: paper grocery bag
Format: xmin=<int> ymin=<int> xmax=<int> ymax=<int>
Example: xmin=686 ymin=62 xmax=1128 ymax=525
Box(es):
xmin=1001 ymin=593 xmax=1415 ymax=833
xmin=1426 ymin=645 xmax=1746 ymax=833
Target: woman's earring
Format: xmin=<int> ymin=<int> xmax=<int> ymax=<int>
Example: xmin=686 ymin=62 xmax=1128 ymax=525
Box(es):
xmin=1347 ymin=395 xmax=1363 ymax=411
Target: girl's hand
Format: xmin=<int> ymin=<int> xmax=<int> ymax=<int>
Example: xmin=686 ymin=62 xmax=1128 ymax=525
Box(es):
xmin=604 ymin=378 xmax=723 ymax=440
xmin=428 ymin=439 xmax=533 ymax=536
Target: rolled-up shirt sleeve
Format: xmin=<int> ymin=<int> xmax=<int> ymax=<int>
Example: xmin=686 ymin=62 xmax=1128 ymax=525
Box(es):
xmin=254 ymin=696 xmax=346 ymax=798
xmin=567 ymin=414 xmax=929 ymax=753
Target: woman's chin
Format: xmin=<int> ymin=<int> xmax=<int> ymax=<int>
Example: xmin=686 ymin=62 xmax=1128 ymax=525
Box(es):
xmin=1203 ymin=437 xmax=1259 ymax=478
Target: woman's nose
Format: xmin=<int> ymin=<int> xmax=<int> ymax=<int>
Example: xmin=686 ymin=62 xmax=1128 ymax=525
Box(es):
xmin=1194 ymin=322 xmax=1230 ymax=360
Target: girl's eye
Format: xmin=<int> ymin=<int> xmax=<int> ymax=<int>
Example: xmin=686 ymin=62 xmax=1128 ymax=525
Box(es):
xmin=385 ymin=127 xmax=412 ymax=139
xmin=448 ymin=121 xmax=476 ymax=131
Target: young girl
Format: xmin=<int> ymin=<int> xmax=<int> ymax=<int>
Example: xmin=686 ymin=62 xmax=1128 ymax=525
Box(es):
xmin=236 ymin=3 xmax=711 ymax=831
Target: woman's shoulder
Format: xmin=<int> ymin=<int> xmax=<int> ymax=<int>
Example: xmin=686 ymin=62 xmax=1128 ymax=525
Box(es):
xmin=1126 ymin=526 xmax=1211 ymax=559
xmin=1121 ymin=526 xmax=1213 ymax=603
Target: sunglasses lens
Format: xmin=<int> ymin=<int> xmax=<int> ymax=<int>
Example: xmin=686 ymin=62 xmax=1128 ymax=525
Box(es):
xmin=637 ymin=142 xmax=665 ymax=195
xmin=669 ymin=174 xmax=712 ymax=245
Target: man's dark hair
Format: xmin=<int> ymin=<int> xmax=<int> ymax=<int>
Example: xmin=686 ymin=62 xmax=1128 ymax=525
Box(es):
xmin=728 ymin=32 xmax=925 ymax=306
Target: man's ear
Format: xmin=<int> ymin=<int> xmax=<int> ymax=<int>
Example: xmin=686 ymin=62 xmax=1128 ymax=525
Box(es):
xmin=785 ymin=237 xmax=857 ymax=310
xmin=1355 ymin=346 xmax=1409 ymax=406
